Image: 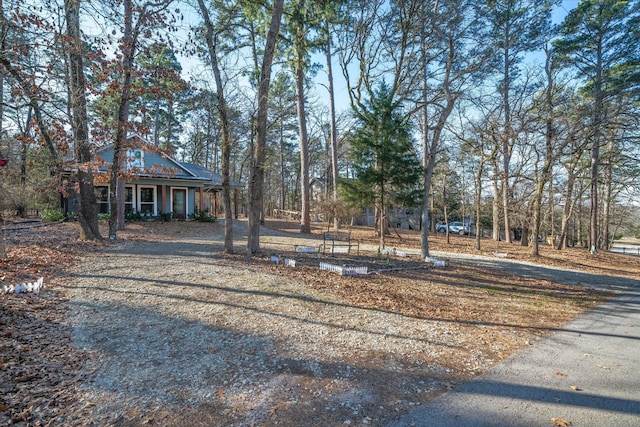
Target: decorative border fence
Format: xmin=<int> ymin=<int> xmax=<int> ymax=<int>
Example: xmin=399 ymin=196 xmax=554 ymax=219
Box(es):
xmin=319 ymin=262 xmax=368 ymax=276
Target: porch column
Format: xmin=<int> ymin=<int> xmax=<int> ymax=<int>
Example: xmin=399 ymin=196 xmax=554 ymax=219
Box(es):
xmin=161 ymin=185 xmax=167 ymax=214
xmin=213 ymin=191 xmax=218 ymax=216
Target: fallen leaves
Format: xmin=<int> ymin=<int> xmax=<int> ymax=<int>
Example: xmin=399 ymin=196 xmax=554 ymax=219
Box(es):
xmin=569 ymin=385 xmax=582 ymax=391
xmin=551 ymin=417 xmax=572 ymax=426
xmin=0 ymin=222 xmax=97 ymax=425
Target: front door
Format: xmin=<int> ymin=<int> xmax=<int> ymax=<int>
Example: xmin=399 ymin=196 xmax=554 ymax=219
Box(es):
xmin=172 ymin=189 xmax=186 ymax=219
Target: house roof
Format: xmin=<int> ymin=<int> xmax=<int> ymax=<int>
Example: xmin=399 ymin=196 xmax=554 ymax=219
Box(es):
xmin=180 ymin=163 xmax=243 ymax=189
xmin=93 ymin=135 xmax=244 ymax=188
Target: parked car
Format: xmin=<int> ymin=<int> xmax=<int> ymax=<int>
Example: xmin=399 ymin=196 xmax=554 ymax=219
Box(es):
xmin=436 ymin=221 xmax=469 ymax=235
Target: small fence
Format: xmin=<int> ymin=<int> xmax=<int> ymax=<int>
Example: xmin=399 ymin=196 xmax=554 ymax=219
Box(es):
xmin=610 ymin=245 xmax=640 ymax=256
xmin=319 ymin=262 xmax=368 ymax=276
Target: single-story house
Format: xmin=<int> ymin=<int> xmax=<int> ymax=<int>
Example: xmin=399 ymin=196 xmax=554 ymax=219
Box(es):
xmin=62 ymin=134 xmax=242 ymax=220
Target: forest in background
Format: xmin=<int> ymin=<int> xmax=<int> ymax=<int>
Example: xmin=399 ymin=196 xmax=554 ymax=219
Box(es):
xmin=0 ymin=0 xmax=639 ymax=256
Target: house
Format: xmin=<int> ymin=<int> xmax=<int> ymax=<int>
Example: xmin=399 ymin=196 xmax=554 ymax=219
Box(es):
xmin=62 ymin=134 xmax=242 ymax=220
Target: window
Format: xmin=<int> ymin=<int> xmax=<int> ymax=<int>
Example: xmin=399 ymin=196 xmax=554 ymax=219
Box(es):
xmin=125 ymin=186 xmax=134 ymax=213
xmin=127 ymin=149 xmax=144 ymax=169
xmin=138 ymin=186 xmax=156 ymax=216
xmin=95 ymin=186 xmax=109 ymax=214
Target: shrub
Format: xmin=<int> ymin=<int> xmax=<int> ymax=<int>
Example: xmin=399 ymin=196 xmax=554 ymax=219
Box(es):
xmin=195 ymin=208 xmax=216 ymax=223
xmin=42 ymin=208 xmax=64 ymax=222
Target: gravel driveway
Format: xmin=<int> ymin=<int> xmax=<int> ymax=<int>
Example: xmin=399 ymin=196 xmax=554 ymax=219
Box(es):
xmin=66 ymin=222 xmax=463 ymax=426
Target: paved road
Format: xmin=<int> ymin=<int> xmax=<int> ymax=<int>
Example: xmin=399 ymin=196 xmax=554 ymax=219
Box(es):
xmin=389 ymin=253 xmax=640 ymax=427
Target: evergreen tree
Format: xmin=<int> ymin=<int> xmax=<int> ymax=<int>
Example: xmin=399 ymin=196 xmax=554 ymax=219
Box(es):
xmin=341 ymin=81 xmax=422 ymax=249
xmin=554 ymin=0 xmax=640 ymax=251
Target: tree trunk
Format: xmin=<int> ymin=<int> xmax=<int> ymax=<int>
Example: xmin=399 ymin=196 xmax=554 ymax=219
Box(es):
xmin=108 ymin=0 xmax=135 ymax=240
xmin=197 ymin=0 xmax=234 ymax=253
xmin=501 ymin=37 xmax=512 ymax=244
xmin=475 ymin=157 xmax=484 ymax=251
xmin=589 ymin=45 xmax=604 ymax=252
xmin=557 ymin=171 xmax=576 ymax=250
xmin=246 ymin=0 xmax=284 ymax=257
xmin=531 ymin=46 xmax=555 ymax=256
xmin=601 ymin=140 xmax=614 ymax=250
xmin=325 ymin=19 xmax=340 ymax=231
xmin=492 ymin=167 xmax=501 ymax=241
xmin=295 ymin=34 xmax=311 ymax=234
xmin=279 ymin=123 xmax=286 ymax=210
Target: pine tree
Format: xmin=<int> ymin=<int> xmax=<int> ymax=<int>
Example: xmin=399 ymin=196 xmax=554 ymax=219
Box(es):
xmin=341 ymin=81 xmax=422 ymax=249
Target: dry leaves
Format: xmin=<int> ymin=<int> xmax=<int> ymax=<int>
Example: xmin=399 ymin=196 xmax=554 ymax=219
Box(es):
xmin=551 ymin=417 xmax=572 ymax=426
xmin=0 ymin=219 xmax=635 ymax=426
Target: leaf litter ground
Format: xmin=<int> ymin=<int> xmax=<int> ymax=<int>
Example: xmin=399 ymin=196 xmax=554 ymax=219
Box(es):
xmin=1 ymin=218 xmax=635 ymax=426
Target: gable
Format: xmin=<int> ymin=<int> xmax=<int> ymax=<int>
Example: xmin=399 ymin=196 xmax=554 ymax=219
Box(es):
xmin=96 ymin=135 xmax=198 ymax=180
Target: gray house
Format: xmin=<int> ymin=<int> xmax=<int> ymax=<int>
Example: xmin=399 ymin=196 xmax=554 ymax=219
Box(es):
xmin=63 ymin=134 xmax=242 ymax=220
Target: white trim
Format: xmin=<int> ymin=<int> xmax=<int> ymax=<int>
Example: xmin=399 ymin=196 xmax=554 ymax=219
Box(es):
xmin=171 ymin=187 xmax=188 ymax=218
xmin=137 ymin=185 xmax=157 ymax=216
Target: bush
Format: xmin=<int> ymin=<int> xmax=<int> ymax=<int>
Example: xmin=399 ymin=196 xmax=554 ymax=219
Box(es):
xmin=42 ymin=208 xmax=64 ymax=222
xmin=125 ymin=211 xmax=143 ymax=221
xmin=159 ymin=212 xmax=173 ymax=222
xmin=98 ymin=213 xmax=111 ymax=221
xmin=195 ymin=208 xmax=216 ymax=223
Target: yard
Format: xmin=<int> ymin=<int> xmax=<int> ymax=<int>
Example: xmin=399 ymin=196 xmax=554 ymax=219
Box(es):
xmin=1 ymin=218 xmax=636 ymax=426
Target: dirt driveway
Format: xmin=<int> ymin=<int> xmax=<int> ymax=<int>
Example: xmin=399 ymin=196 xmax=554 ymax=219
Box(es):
xmin=1 ymin=219 xmax=621 ymax=426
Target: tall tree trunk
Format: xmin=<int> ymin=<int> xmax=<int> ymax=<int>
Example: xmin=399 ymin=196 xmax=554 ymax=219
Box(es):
xmin=153 ymin=98 xmax=160 ymax=145
xmin=325 ymin=19 xmax=339 ymax=230
xmin=492 ymin=164 xmax=501 ymax=241
xmin=475 ymin=156 xmax=484 ymax=251
xmin=601 ymin=140 xmax=614 ymax=250
xmin=247 ymin=0 xmax=284 ymax=257
xmin=557 ymin=169 xmax=576 ymax=250
xmin=108 ymin=0 xmax=135 ymax=240
xmin=420 ymin=35 xmax=456 ymax=257
xmin=279 ymin=123 xmax=286 ymax=210
xmin=197 ymin=0 xmax=234 ymax=253
xmin=589 ymin=48 xmax=603 ymax=252
xmin=295 ymin=36 xmax=311 ymax=234
xmin=116 ymin=178 xmax=125 ymax=230
xmin=501 ymin=35 xmax=512 ymax=244
xmin=531 ymin=45 xmax=555 ymax=256
xmin=420 ymin=35 xmax=431 ymax=258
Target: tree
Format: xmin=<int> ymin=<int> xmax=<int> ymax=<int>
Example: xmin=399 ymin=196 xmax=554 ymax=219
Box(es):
xmin=65 ymin=0 xmax=102 ymax=240
xmin=554 ymin=0 xmax=640 ymax=251
xmin=196 ymin=0 xmax=239 ymax=253
xmin=530 ymin=41 xmax=559 ymax=255
xmin=323 ymin=15 xmax=340 ymax=230
xmin=341 ymin=81 xmax=422 ymax=249
xmin=281 ymin=0 xmax=329 ymax=233
xmin=483 ymin=0 xmax=557 ymax=243
xmin=135 ymin=44 xmax=188 ymax=153
xmin=416 ymin=0 xmax=493 ymax=257
xmin=246 ymin=0 xmax=285 ymax=257
xmin=105 ymin=0 xmax=176 ymax=240
xmin=268 ymin=72 xmax=298 ymax=212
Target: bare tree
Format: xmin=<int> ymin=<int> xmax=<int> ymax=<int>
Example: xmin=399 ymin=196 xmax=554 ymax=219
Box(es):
xmin=65 ymin=0 xmax=102 ymax=240
xmin=196 ymin=0 xmax=236 ymax=253
xmin=246 ymin=0 xmax=284 ymax=257
xmin=106 ymin=0 xmax=175 ymax=240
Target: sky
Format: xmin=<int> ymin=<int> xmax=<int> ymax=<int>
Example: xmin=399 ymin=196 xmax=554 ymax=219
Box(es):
xmin=174 ymin=0 xmax=580 ymax=117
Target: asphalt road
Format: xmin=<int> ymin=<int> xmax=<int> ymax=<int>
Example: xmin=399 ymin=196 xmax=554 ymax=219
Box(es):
xmin=388 ymin=253 xmax=640 ymax=427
